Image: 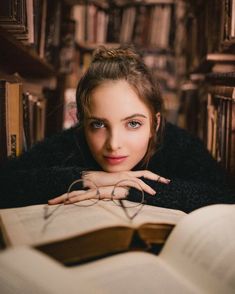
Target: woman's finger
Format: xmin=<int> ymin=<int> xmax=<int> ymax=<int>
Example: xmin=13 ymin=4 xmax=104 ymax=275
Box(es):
xmin=131 ymin=170 xmax=171 ymax=184
xmin=104 ymin=186 xmax=129 ymax=200
xmin=48 ymin=190 xmax=90 ymax=205
xmin=48 ymin=193 xmax=67 ymax=205
xmin=114 ymin=178 xmax=156 ymax=196
xmin=65 ymin=189 xmax=98 ymax=204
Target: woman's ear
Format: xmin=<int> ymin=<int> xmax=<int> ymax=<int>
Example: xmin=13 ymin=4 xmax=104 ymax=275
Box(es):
xmin=155 ymin=112 xmax=161 ymax=132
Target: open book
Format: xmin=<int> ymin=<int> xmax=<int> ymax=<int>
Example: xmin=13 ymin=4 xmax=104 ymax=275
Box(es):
xmin=0 ymin=201 xmax=185 ymax=263
xmin=0 ymin=204 xmax=234 ymax=294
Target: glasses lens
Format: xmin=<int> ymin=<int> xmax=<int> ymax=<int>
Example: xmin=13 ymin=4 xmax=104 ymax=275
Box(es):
xmin=67 ymin=179 xmax=99 ymax=207
xmin=112 ymin=179 xmax=144 ymax=208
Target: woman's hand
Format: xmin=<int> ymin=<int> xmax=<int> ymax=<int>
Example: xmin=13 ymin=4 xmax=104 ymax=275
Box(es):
xmin=48 ymin=170 xmax=170 ymax=205
xmin=82 ymin=170 xmax=170 ymax=196
xmin=48 ymin=186 xmax=128 ymax=205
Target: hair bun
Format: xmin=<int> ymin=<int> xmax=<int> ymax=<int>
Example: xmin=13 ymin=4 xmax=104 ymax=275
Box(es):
xmin=92 ymin=46 xmax=141 ymax=62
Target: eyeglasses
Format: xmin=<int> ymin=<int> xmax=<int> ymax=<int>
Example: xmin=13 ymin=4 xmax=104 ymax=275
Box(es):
xmin=44 ymin=178 xmax=145 ymax=222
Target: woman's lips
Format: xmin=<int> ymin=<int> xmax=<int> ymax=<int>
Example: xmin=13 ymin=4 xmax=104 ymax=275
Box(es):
xmin=103 ymin=155 xmax=128 ymax=165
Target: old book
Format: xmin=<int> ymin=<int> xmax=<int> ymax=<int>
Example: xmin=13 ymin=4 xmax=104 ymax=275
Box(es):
xmin=22 ymin=92 xmax=30 ymax=150
xmin=133 ymin=5 xmax=148 ymax=46
xmin=5 ymin=82 xmax=23 ymax=157
xmin=0 ymin=0 xmax=29 ymax=42
xmin=119 ymin=6 xmax=136 ymax=44
xmin=230 ymin=102 xmax=235 ymax=177
xmin=38 ymin=0 xmax=47 ymax=58
xmin=72 ymin=4 xmax=86 ymax=43
xmin=107 ymin=6 xmax=121 ymax=43
xmin=0 ymin=204 xmax=234 ymax=294
xmin=35 ymin=96 xmax=46 ymax=142
xmin=0 ymin=201 xmax=185 ymax=264
xmin=25 ymin=93 xmax=46 ymax=147
xmin=231 ymin=0 xmax=235 ymax=37
xmin=207 ymin=86 xmax=235 ymax=173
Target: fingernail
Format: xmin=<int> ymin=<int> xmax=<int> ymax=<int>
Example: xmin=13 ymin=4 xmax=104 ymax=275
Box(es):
xmin=166 ymin=179 xmax=171 ymax=184
xmin=151 ymin=190 xmax=156 ymax=195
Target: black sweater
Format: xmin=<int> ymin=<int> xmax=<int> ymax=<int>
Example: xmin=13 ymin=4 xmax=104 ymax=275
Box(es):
xmin=0 ymin=123 xmax=234 ymax=212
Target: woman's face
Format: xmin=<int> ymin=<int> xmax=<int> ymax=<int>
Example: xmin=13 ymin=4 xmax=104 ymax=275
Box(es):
xmin=84 ymin=80 xmax=152 ymax=172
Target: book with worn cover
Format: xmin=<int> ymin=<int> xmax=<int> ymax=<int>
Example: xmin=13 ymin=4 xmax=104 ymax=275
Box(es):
xmin=0 ymin=201 xmax=185 ymax=264
xmin=0 ymin=204 xmax=234 ymax=294
xmin=5 ymin=82 xmax=23 ymax=157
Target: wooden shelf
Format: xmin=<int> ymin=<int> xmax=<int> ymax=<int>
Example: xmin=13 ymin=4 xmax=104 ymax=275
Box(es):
xmin=113 ymin=0 xmax=175 ymax=6
xmin=189 ymin=53 xmax=235 ymax=75
xmin=64 ymin=0 xmax=109 ymax=8
xmin=206 ymin=53 xmax=235 ymax=63
xmin=205 ymin=72 xmax=235 ymax=86
xmin=0 ymin=27 xmax=55 ymax=79
xmin=64 ymin=0 xmax=174 ymax=7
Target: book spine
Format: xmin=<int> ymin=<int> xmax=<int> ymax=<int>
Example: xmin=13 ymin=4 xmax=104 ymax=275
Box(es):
xmin=0 ymin=80 xmax=7 ymax=163
xmin=5 ymin=82 xmax=23 ymax=158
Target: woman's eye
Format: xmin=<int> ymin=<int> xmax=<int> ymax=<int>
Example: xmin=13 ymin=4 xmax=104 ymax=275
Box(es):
xmin=90 ymin=121 xmax=105 ymax=129
xmin=127 ymin=120 xmax=142 ymax=129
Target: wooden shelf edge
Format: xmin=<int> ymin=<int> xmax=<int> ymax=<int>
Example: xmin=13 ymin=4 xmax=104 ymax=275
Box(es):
xmin=64 ymin=0 xmax=175 ymax=8
xmin=0 ymin=27 xmax=56 ymax=78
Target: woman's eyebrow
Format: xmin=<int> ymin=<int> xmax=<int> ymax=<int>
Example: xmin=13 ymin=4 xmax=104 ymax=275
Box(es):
xmin=87 ymin=116 xmax=108 ymax=122
xmin=121 ymin=114 xmax=147 ymax=121
xmin=87 ymin=114 xmax=147 ymax=121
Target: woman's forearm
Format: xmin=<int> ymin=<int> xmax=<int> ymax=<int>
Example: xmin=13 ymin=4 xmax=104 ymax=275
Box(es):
xmin=128 ymin=177 xmax=235 ymax=213
xmin=0 ymin=167 xmax=84 ymax=208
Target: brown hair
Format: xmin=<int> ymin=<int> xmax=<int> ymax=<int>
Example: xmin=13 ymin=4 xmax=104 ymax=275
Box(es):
xmin=76 ymin=46 xmax=165 ymax=166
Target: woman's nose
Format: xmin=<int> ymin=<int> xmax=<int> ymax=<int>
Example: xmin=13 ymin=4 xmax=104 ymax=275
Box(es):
xmin=105 ymin=130 xmax=121 ymax=151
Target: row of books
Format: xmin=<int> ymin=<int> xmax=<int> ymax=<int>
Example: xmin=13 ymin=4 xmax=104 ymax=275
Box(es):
xmin=0 ymin=0 xmax=62 ymax=67
xmin=72 ymin=3 xmax=175 ymax=48
xmin=207 ymin=85 xmax=235 ymax=175
xmin=0 ymin=80 xmax=46 ymax=163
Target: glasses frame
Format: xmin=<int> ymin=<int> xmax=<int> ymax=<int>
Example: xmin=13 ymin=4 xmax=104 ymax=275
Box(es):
xmin=44 ymin=178 xmax=145 ymax=221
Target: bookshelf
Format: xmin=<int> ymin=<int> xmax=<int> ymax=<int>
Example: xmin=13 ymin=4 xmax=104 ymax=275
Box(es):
xmin=0 ymin=0 xmax=65 ymax=163
xmin=62 ymin=0 xmax=187 ymax=128
xmin=181 ymin=0 xmax=235 ymax=178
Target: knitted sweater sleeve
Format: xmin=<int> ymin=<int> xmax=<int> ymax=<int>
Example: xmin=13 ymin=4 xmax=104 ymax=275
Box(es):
xmin=0 ymin=129 xmax=85 ymax=208
xmin=129 ymin=125 xmax=235 ymax=213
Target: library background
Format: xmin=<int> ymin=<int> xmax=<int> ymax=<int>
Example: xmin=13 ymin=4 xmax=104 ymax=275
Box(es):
xmin=0 ymin=0 xmax=234 ymax=179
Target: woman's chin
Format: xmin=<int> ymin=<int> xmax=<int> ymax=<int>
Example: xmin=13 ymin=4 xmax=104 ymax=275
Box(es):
xmin=101 ymin=163 xmax=133 ymax=173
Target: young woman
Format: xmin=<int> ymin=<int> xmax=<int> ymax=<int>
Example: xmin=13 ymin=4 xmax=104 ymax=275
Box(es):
xmin=0 ymin=47 xmax=234 ymax=211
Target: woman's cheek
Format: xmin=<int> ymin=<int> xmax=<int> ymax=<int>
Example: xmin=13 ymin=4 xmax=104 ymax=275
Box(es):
xmin=87 ymin=131 xmax=105 ymax=152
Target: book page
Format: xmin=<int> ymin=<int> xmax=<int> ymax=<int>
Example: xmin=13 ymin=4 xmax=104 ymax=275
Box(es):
xmin=160 ymin=204 xmax=235 ymax=294
xmin=0 ymin=246 xmax=102 ymax=294
xmin=0 ymin=202 xmax=130 ymax=246
xmin=70 ymin=251 xmax=198 ymax=294
xmin=99 ymin=200 xmax=186 ymax=227
xmin=0 ymin=201 xmax=185 ymax=247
